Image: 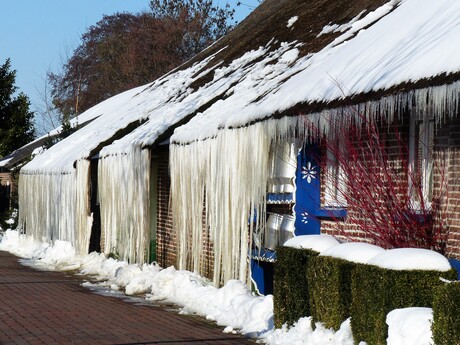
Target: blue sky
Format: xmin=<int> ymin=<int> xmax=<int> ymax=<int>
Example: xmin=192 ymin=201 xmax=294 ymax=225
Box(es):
xmin=0 ymin=0 xmax=256 ymax=132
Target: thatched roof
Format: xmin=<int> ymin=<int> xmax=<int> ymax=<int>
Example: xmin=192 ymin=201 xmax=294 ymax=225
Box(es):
xmin=22 ymin=0 xmax=460 ymax=171
xmin=172 ymin=0 xmax=460 ymax=143
xmin=0 ymin=116 xmax=98 ymax=171
xmin=189 ymin=0 xmax=389 ymax=69
xmin=101 ymin=0 xmax=405 ymax=150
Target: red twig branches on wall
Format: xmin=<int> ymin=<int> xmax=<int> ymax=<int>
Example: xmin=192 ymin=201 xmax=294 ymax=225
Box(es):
xmin=301 ymin=107 xmax=451 ymax=253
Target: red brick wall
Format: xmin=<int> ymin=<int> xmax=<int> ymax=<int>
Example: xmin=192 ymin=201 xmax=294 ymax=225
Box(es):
xmin=155 ymin=149 xmax=215 ymax=278
xmin=320 ymin=117 xmax=410 ymax=245
xmin=320 ymin=112 xmax=460 ymax=260
xmin=156 ymin=150 xmax=177 ymax=268
xmin=434 ymin=115 xmax=460 ymax=259
xmin=0 ymin=172 xmax=12 ymax=186
xmin=154 ymin=147 xmax=216 ymax=278
xmin=200 ymin=205 xmax=214 ymax=280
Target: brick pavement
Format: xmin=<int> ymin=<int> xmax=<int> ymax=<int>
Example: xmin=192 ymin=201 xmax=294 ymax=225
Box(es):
xmin=0 ymin=251 xmax=254 ymax=345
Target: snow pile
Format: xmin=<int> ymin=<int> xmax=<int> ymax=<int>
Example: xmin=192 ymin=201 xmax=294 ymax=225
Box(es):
xmin=0 ymin=230 xmax=78 ymax=270
xmin=0 ymin=229 xmax=46 ymax=259
xmin=31 ymin=146 xmax=45 ymax=157
xmin=317 ymin=11 xmax=366 ymax=36
xmin=284 ymin=234 xmax=340 ymax=253
xmin=368 ymin=248 xmax=452 ymax=271
xmin=146 ymin=270 xmax=273 ymax=336
xmin=263 ymin=317 xmax=354 ymax=345
xmin=320 ymin=242 xmax=385 ymax=264
xmin=0 ymin=230 xmax=444 ymax=344
xmin=386 ymin=308 xmax=434 ymax=345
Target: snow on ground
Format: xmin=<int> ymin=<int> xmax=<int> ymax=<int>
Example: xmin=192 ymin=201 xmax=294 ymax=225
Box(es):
xmin=0 ymin=230 xmax=442 ymax=344
xmin=264 ymin=317 xmax=354 ymax=345
xmin=0 ymin=230 xmax=354 ymax=343
xmin=386 ymin=308 xmax=434 ymax=345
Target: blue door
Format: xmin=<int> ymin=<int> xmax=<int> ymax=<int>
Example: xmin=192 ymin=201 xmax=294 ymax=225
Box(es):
xmin=294 ymin=144 xmax=321 ymax=235
xmin=251 ymin=143 xmax=323 ymax=295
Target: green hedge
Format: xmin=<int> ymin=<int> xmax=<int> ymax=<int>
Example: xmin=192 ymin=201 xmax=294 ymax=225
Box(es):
xmin=274 ymin=246 xmax=319 ymax=328
xmin=432 ymin=281 xmax=460 ymax=345
xmin=307 ymin=255 xmax=355 ymax=330
xmin=351 ymin=265 xmax=458 ymax=345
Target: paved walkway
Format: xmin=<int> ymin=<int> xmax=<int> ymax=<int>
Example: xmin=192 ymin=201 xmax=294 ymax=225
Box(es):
xmin=0 ymin=251 xmax=254 ymax=345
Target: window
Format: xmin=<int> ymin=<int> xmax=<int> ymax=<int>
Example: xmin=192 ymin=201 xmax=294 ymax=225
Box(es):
xmin=409 ymin=114 xmax=434 ymax=208
xmin=324 ymin=142 xmax=347 ymax=207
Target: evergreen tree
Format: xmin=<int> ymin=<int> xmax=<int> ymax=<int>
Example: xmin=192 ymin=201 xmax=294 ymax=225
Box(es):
xmin=0 ymin=59 xmax=35 ymax=157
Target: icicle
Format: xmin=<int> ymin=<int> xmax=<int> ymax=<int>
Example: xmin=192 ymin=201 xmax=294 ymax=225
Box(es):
xmin=75 ymin=159 xmax=92 ymax=254
xmin=18 ymin=169 xmax=77 ymax=248
xmin=171 ymin=118 xmax=303 ymax=286
xmin=98 ymin=148 xmax=151 ymax=263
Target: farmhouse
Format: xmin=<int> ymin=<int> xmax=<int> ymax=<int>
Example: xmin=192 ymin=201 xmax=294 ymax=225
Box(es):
xmin=17 ymin=0 xmax=460 ymax=295
xmin=168 ymin=0 xmax=460 ymax=292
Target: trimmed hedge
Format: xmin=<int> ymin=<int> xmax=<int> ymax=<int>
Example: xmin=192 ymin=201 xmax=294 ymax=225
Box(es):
xmin=432 ymin=281 xmax=460 ymax=345
xmin=307 ymin=255 xmax=355 ymax=330
xmin=274 ymin=246 xmax=319 ymax=328
xmin=351 ymin=265 xmax=458 ymax=345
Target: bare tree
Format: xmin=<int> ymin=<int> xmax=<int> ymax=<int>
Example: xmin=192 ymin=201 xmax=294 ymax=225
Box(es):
xmin=49 ymin=1 xmax=235 ymax=119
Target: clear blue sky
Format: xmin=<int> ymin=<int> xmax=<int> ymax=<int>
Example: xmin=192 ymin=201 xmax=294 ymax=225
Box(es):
xmin=0 ymin=0 xmax=257 ymax=132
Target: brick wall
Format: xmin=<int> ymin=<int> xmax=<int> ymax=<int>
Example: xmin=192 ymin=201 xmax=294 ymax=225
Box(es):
xmin=320 ymin=110 xmax=460 ymax=260
xmin=320 ymin=116 xmax=411 ymax=245
xmin=155 ymin=148 xmax=215 ymax=279
xmin=199 ymin=205 xmax=214 ymax=280
xmin=0 ymin=171 xmax=17 ymax=211
xmin=0 ymin=172 xmax=12 ymax=186
xmin=156 ymin=149 xmax=177 ymax=268
xmin=435 ymin=115 xmax=460 ymax=259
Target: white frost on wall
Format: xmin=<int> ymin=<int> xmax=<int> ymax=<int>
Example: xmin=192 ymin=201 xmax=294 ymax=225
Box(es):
xmin=18 ymin=159 xmax=92 ymax=254
xmin=98 ymin=148 xmax=151 ymax=263
xmin=94 ymin=43 xmax=298 ymax=269
xmin=171 ymin=118 xmax=307 ymax=285
xmin=170 ymin=78 xmax=460 ymax=286
xmin=18 ymin=172 xmax=77 ymax=246
xmin=17 ymin=52 xmax=223 ymax=255
xmin=75 ymin=159 xmax=93 ymax=254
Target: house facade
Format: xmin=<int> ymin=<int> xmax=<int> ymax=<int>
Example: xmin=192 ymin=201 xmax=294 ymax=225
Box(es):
xmin=16 ymin=0 xmax=460 ymax=294
xmin=166 ymin=0 xmax=460 ymax=292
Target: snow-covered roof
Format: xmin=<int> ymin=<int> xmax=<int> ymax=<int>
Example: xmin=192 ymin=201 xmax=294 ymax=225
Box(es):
xmin=21 ymin=60 xmax=209 ymax=173
xmin=22 ymin=83 xmax=146 ymax=173
xmin=22 ymin=0 xmax=460 ymax=171
xmin=0 ymin=108 xmax=100 ymax=170
xmin=23 ymin=0 xmax=393 ymax=169
xmin=172 ymin=0 xmax=460 ymax=143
